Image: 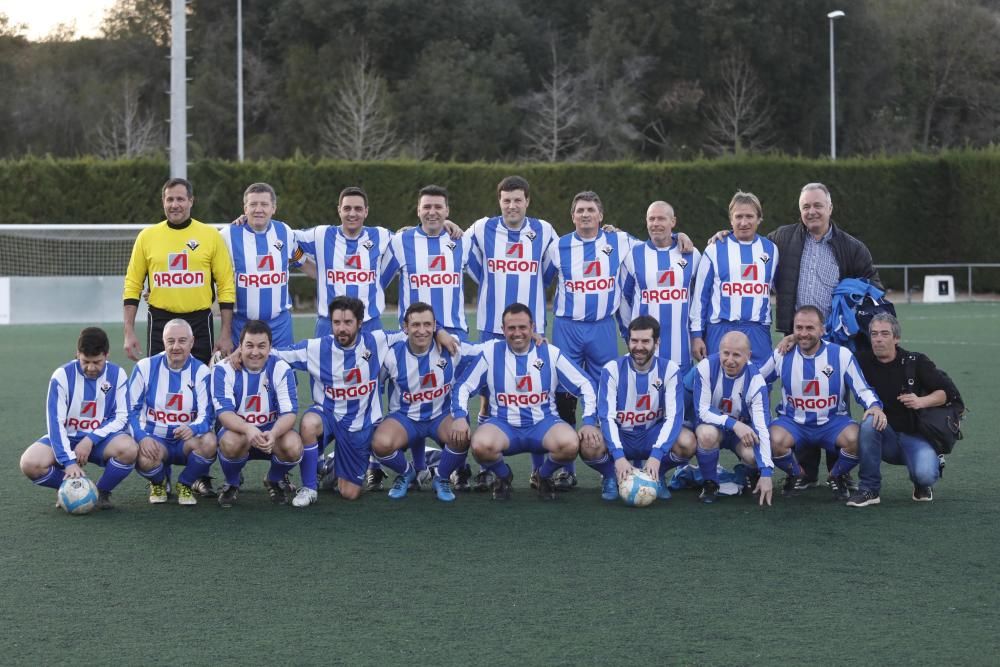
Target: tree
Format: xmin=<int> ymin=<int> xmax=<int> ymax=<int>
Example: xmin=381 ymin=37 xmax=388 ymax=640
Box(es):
xmin=702 ymin=50 xmax=774 ymax=155
xmin=519 ymin=39 xmax=589 ymax=162
xmin=94 ymin=80 xmax=161 ymax=158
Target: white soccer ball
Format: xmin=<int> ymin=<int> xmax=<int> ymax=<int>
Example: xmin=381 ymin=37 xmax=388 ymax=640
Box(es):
xmin=57 ymin=477 xmax=99 ymax=515
xmin=619 ymin=469 xmax=658 ymax=507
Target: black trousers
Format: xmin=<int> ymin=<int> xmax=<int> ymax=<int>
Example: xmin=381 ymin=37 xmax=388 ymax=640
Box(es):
xmin=147 ymin=306 xmax=215 ymax=365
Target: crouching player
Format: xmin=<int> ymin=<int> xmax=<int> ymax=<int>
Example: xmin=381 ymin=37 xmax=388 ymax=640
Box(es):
xmin=588 ymin=316 xmax=694 ymax=502
xmin=760 ymin=306 xmax=885 ymax=500
xmin=450 ymin=303 xmax=601 ymax=500
xmin=692 ymin=331 xmax=775 ymax=506
xmin=129 ymin=319 xmax=218 ymax=505
xmin=20 ymin=327 xmax=138 ymax=510
xmin=213 ymin=320 xmax=302 ymax=507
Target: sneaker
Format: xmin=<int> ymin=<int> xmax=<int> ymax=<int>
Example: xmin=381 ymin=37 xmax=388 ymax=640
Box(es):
xmin=529 ymin=470 xmax=540 ymax=490
xmin=537 ymin=475 xmax=557 ymax=501
xmin=938 ymin=455 xmax=946 ymax=478
xmin=415 ymin=468 xmax=433 ymax=490
xmin=452 ymin=464 xmax=472 ymax=492
xmin=96 ymin=489 xmax=114 ymax=510
xmin=794 ymin=475 xmax=819 ymax=491
xmin=277 ymin=473 xmax=296 ymax=497
xmin=781 ymin=475 xmax=800 ymax=498
xmin=263 ymin=479 xmax=288 ymax=504
xmin=657 ymin=479 xmax=672 ymax=500
xmin=552 ymin=468 xmax=577 ymax=491
xmin=432 ymin=477 xmax=456 ymax=502
xmin=473 ymin=469 xmax=495 ymax=493
xmin=846 ymin=489 xmax=881 ymax=507
xmin=699 ymin=479 xmax=720 ymax=504
xmin=191 ymin=476 xmax=217 ymax=498
xmin=388 ymin=467 xmax=417 ymax=500
xmin=218 ymin=484 xmax=239 ymax=508
xmin=365 ymin=467 xmax=386 ymax=492
xmin=176 ymin=482 xmax=197 ymax=506
xmin=601 ymin=476 xmax=619 ymax=501
xmin=829 ymin=475 xmax=851 ymax=502
xmin=148 ymin=481 xmax=168 ymax=504
xmin=292 ymin=487 xmax=318 ymax=508
xmin=912 ymin=485 xmax=934 ymax=502
xmin=829 ymin=473 xmax=859 ymax=493
xmin=492 ymin=471 xmax=513 ymax=501
xmin=745 ymin=469 xmax=761 ymax=496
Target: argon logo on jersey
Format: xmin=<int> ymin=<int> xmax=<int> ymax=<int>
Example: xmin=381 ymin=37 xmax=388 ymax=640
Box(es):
xmin=565 ymin=261 xmax=615 ymax=293
xmin=496 ymin=375 xmax=548 ymax=407
xmin=616 ymin=394 xmax=664 ymax=426
xmin=326 ymin=254 xmax=377 ymax=286
xmin=410 ymin=256 xmax=461 ymax=287
xmin=721 ymin=264 xmax=769 ymax=297
xmin=240 ymin=394 xmax=277 ymax=425
xmin=147 ymin=392 xmax=194 ymax=423
xmin=153 ymin=252 xmax=205 ymax=287
xmin=324 ymin=368 xmax=376 ymax=401
xmin=401 ymin=374 xmax=452 ymax=404
xmin=487 ymin=242 xmax=537 ymax=274
xmin=65 ymin=400 xmax=102 ymax=430
xmin=641 ymin=271 xmax=688 ymax=303
xmin=421 ymin=372 xmax=437 ymax=388
xmin=721 ymin=398 xmax=734 ymax=414
xmin=237 ymin=256 xmax=288 ymax=287
xmin=741 ymin=264 xmax=758 ymax=281
xmin=789 ymin=380 xmax=838 ymax=410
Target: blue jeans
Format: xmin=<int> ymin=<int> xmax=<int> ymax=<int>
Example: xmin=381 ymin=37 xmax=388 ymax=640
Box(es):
xmin=858 ymin=416 xmax=940 ymax=493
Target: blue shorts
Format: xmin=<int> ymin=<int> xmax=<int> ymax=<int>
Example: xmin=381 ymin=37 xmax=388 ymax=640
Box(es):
xmin=615 ymin=426 xmax=667 ymax=461
xmin=772 ymin=414 xmax=855 ymax=453
xmin=305 ymin=405 xmax=373 ymax=486
xmin=552 ymin=316 xmax=618 ymax=387
xmin=483 ymin=415 xmax=567 ymax=456
xmin=233 ymin=311 xmax=294 ymax=348
xmin=137 ymin=433 xmax=190 ymax=465
xmin=38 ymin=431 xmax=129 ymax=467
xmin=705 ymin=321 xmax=773 ymax=367
xmin=315 ymin=316 xmax=382 ymax=338
xmin=216 ymin=423 xmax=277 ymax=461
xmin=384 ymin=412 xmax=447 ymax=449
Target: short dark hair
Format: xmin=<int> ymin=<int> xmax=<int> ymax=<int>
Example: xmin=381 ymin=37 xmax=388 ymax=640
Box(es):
xmin=328 ymin=295 xmax=365 ymax=323
xmin=628 ymin=315 xmax=660 ymax=341
xmin=162 ymin=178 xmax=193 ymax=198
xmin=571 ymin=190 xmax=603 ymax=215
xmin=240 ymin=319 xmax=273 ymax=345
xmin=244 ymin=182 xmax=277 ymax=205
xmin=418 ymin=184 xmax=449 ymax=204
xmin=403 ymin=301 xmax=436 ymax=324
xmin=869 ymin=312 xmax=901 ymax=338
xmin=338 ymin=186 xmax=369 ymax=208
xmin=77 ymin=327 xmax=110 ymax=356
xmin=501 ymin=302 xmax=534 ymax=325
xmin=794 ymin=305 xmax=825 ymax=324
xmin=497 ymin=175 xmax=530 ymax=199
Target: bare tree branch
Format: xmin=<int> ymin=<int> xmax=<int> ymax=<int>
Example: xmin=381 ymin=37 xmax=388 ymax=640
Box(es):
xmin=519 ymin=39 xmax=589 ymax=162
xmin=94 ymin=80 xmax=160 ymax=158
xmin=703 ymin=51 xmax=774 ymax=155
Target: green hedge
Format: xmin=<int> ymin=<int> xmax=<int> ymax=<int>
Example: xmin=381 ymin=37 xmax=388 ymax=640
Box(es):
xmin=2 ymin=151 xmax=999 ymax=289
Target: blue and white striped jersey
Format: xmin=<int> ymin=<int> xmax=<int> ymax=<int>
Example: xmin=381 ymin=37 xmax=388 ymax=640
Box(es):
xmin=547 ymin=230 xmax=634 ymax=321
xmin=274 ymin=330 xmax=407 ymax=432
xmin=690 ymin=235 xmax=778 ymax=336
xmin=465 ymin=216 xmax=558 ymax=335
xmin=381 ymin=339 xmax=467 ymax=421
xmin=381 ymin=226 xmax=472 ymax=332
xmin=211 ymin=356 xmax=297 ymax=429
xmin=294 ymin=225 xmax=393 ymax=323
xmin=619 ymin=239 xmax=701 ymax=372
xmin=45 ymin=360 xmax=129 ymax=466
xmin=760 ymin=341 xmax=881 ymax=426
xmin=128 ymin=353 xmax=213 ymax=440
xmin=692 ymin=354 xmax=773 ymax=472
xmin=219 ymin=220 xmax=299 ymax=321
xmin=598 ymin=355 xmax=684 ymax=461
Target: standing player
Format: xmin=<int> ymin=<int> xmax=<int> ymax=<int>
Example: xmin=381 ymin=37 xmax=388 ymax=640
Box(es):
xmin=690 ymin=191 xmax=778 ymax=366
xmin=123 ymin=178 xmax=236 ymax=364
xmin=220 ymin=182 xmax=301 ymax=348
xmin=130 ymin=319 xmax=218 ymax=505
xmin=19 ymin=327 xmax=138 ymax=510
xmin=450 ymin=303 xmax=601 ymax=500
xmin=760 ymin=306 xmax=885 ymax=500
xmin=587 ymin=316 xmax=694 ymax=502
xmin=691 ymin=331 xmax=776 ymax=505
xmin=212 ymin=320 xmax=302 ymax=507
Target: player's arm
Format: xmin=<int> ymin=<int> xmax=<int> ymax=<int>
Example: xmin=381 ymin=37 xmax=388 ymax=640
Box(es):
xmin=211 ymin=364 xmax=247 ymax=432
xmin=122 ymin=233 xmax=150 ymax=361
xmin=464 ymin=223 xmax=484 ymax=285
xmin=126 ymin=363 xmax=149 ymax=439
xmin=616 ymin=255 xmax=637 ymax=338
xmin=844 ymin=353 xmax=885 ymax=423
xmin=692 ymin=360 xmax=737 ymax=430
xmin=597 ymin=364 xmax=627 ymax=461
xmin=553 ymin=351 xmax=598 ymax=428
xmin=271 ymin=340 xmax=311 ymax=372
xmin=450 ymin=352 xmax=488 ymax=447
xmin=186 ymin=367 xmax=214 ymax=437
xmin=45 ymin=371 xmax=77 ymax=469
xmin=272 ymin=361 xmax=299 ymax=438
xmin=689 ymin=250 xmax=714 ymax=361
xmin=211 ymin=236 xmax=237 ymax=355
xmin=379 ymin=234 xmax=403 ymax=290
xmin=757 ymin=350 xmax=780 ymax=385
xmin=746 ymin=377 xmax=774 ymax=475
xmin=88 ymin=369 xmax=130 ymax=440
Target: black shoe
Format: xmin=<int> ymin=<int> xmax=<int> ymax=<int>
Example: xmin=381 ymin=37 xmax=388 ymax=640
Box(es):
xmin=938 ymin=455 xmax=946 ymax=478
xmin=277 ymin=473 xmax=296 ymax=496
xmin=846 ymin=489 xmax=881 ymax=507
xmin=96 ymin=490 xmax=113 ymax=510
xmin=263 ymin=479 xmax=287 ymax=504
xmin=492 ymin=472 xmax=513 ymax=501
xmin=529 ymin=470 xmax=540 ymax=490
xmin=839 ymin=473 xmax=859 ymax=493
xmin=699 ymin=480 xmax=720 ymax=504
xmin=745 ymin=469 xmax=761 ymax=496
xmin=218 ymin=484 xmax=239 ymax=508
xmin=452 ymin=464 xmax=472 ymax=492
xmin=537 ymin=475 xmax=558 ymax=500
xmin=552 ymin=468 xmax=577 ymax=491
xmin=794 ymin=475 xmax=819 ymax=491
xmin=782 ymin=475 xmax=801 ymax=497
xmin=829 ymin=475 xmax=851 ymax=501
xmin=191 ymin=476 xmax=217 ymax=498
xmin=472 ymin=469 xmax=494 ymax=493
xmin=912 ymin=485 xmax=934 ymax=502
xmin=365 ymin=467 xmax=386 ymax=492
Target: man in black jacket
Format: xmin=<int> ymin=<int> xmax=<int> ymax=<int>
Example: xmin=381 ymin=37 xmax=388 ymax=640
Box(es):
xmin=847 ymin=313 xmax=947 ymax=506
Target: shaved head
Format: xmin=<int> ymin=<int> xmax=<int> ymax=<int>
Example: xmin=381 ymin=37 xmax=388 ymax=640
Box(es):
xmin=720 ymin=331 xmax=750 ymax=353
xmin=719 ymin=331 xmax=752 ymax=377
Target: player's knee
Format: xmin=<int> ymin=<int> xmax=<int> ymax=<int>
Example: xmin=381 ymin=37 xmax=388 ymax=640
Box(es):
xmin=300 ymin=412 xmax=323 ymax=442
xmin=674 ymin=428 xmax=697 ymax=458
xmin=470 ymin=438 xmax=500 ymax=461
xmin=339 ymin=480 xmax=362 ymax=500
xmin=837 ymin=427 xmax=859 ymax=454
xmin=370 ymin=430 xmax=398 ymax=458
xmin=194 ymin=434 xmax=218 ymax=458
xmin=111 ymin=438 xmax=139 ymax=464
xmin=276 ymin=432 xmax=303 ymax=460
xmin=580 ymin=439 xmax=606 ymax=460
xmin=219 ymin=432 xmax=247 ymax=458
xmin=19 ymin=448 xmax=43 ymax=478
xmin=695 ymin=424 xmax=721 ymax=449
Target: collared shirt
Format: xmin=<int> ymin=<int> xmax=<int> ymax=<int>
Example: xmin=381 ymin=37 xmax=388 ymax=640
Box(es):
xmin=795 ymin=225 xmax=839 ymax=317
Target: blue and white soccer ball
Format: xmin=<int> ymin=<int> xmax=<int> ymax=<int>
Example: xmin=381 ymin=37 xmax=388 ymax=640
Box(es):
xmin=57 ymin=477 xmax=98 ymax=515
xmin=619 ymin=469 xmax=658 ymax=507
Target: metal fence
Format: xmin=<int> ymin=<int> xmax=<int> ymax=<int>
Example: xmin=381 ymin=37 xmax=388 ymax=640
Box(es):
xmin=875 ymin=263 xmax=1000 ymax=303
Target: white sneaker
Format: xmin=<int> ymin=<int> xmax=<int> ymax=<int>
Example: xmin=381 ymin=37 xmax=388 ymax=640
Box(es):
xmin=291 ymin=487 xmax=318 ymax=508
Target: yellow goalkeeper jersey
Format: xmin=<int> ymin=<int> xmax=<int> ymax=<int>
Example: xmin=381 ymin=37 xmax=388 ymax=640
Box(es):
xmin=123 ymin=218 xmax=236 ymax=312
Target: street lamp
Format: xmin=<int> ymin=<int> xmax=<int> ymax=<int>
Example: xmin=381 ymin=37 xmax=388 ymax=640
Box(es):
xmin=237 ymin=0 xmax=244 ymax=162
xmin=827 ymin=10 xmax=845 ymax=160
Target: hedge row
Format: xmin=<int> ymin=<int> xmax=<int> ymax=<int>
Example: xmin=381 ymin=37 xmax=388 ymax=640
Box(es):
xmin=2 ymin=151 xmax=999 ymax=287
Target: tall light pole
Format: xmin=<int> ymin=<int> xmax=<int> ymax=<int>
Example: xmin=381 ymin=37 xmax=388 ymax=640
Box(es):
xmin=827 ymin=10 xmax=845 ymax=160
xmin=169 ymin=0 xmax=188 ymax=178
xmin=236 ymin=0 xmax=244 ymax=162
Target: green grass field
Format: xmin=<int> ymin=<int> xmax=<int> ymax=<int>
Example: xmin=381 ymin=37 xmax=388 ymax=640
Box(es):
xmin=2 ymin=303 xmax=998 ymax=665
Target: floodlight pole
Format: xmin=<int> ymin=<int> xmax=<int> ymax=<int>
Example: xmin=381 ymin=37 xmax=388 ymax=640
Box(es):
xmin=237 ymin=0 xmax=244 ymax=162
xmin=828 ymin=10 xmax=845 ymax=160
xmin=169 ymin=0 xmax=188 ymax=178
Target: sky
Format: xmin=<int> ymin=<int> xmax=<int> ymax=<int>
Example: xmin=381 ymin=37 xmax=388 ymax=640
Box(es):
xmin=0 ymin=0 xmax=117 ymax=40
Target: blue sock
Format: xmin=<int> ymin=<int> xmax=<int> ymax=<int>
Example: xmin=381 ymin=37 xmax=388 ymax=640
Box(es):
xmin=301 ymin=443 xmax=319 ymax=490
xmin=368 ymin=455 xmax=380 ymax=471
xmin=563 ymin=460 xmax=576 ymax=475
xmin=267 ymin=455 xmax=300 ymax=483
xmin=538 ymin=454 xmax=562 ymax=479
xmin=437 ymin=446 xmax=467 ymax=480
xmin=136 ymin=463 xmax=166 ymax=484
xmin=696 ymin=446 xmax=721 ymax=483
xmin=178 ymin=452 xmax=215 ymax=486
xmin=32 ymin=466 xmax=64 ymax=489
xmin=662 ymin=450 xmax=688 ymax=475
xmin=530 ymin=452 xmax=544 ymax=472
xmin=410 ymin=439 xmax=427 ymax=471
xmin=583 ymin=453 xmax=615 ymax=479
xmin=219 ymin=452 xmax=248 ymax=487
xmin=830 ymin=451 xmax=859 ymax=477
xmin=376 ymin=450 xmax=409 ymax=475
xmin=773 ymin=453 xmax=801 ymax=477
xmin=96 ymin=457 xmax=134 ymax=492
xmin=482 ymin=458 xmax=511 ymax=480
